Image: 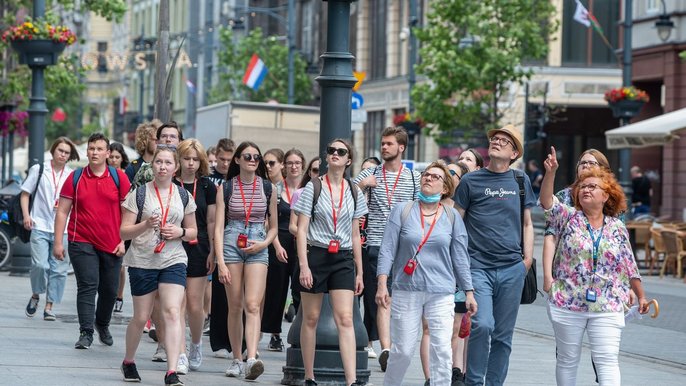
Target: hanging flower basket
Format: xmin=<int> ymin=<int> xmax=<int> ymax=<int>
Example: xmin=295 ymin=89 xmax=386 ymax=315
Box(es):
xmin=0 ymin=110 xmax=29 ymax=137
xmin=2 ymin=18 xmax=76 ymax=67
xmin=604 ymin=86 xmax=649 ymax=119
xmin=393 ymin=113 xmax=425 ymax=135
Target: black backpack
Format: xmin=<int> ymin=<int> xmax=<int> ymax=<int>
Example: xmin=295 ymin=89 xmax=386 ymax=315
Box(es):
xmin=222 ymin=176 xmax=272 ymax=226
xmin=9 ymin=164 xmax=44 ymax=243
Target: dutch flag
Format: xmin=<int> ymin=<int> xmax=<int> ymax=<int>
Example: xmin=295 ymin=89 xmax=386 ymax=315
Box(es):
xmin=242 ymin=54 xmax=268 ymax=91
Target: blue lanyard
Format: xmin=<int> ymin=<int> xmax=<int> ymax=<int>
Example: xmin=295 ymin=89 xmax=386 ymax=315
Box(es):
xmin=585 ymin=216 xmax=605 ymax=273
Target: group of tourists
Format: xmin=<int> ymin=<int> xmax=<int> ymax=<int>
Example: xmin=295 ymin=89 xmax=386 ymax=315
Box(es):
xmin=19 ymin=118 xmax=650 ymax=386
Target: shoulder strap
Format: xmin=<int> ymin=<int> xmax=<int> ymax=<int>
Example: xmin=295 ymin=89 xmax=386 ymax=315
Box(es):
xmin=444 ymin=204 xmax=455 ymax=225
xmin=514 ymin=170 xmax=525 ymax=259
xmin=310 ymin=177 xmax=322 ymax=219
xmin=401 ymin=200 xmax=415 ymax=223
xmin=346 ymin=177 xmax=358 ymax=212
xmin=177 ymin=184 xmax=189 ymax=208
xmin=72 ymin=167 xmax=84 ymax=190
xmin=108 ymin=165 xmax=120 ymax=189
xmin=223 ymin=179 xmax=232 ymax=227
xmin=262 ymin=177 xmax=272 ymax=217
xmin=135 ymin=184 xmax=147 ymax=224
xmin=410 ymin=169 xmax=417 ymax=200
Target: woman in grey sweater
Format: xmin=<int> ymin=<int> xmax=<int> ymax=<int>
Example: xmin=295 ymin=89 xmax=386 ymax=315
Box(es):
xmin=376 ymin=162 xmax=477 ymax=386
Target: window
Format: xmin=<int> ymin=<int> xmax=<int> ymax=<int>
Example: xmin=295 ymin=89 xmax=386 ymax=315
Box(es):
xmin=301 ymin=0 xmax=314 ymax=63
xmin=364 ymin=110 xmax=385 ymax=158
xmin=97 ymin=41 xmax=108 ymax=73
xmin=561 ymin=0 xmax=620 ymax=67
xmin=369 ymin=0 xmax=387 ymax=80
xmin=646 ymin=0 xmax=659 ymax=14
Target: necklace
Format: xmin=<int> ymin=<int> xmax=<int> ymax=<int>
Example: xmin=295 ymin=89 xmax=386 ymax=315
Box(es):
xmin=422 ymin=211 xmax=437 ymax=217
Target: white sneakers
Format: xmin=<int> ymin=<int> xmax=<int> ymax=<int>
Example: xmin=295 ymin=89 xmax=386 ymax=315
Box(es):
xmin=244 ymin=358 xmax=264 ymax=380
xmin=365 ymin=346 xmax=378 ymax=359
xmin=225 ymin=359 xmax=244 ymax=377
xmin=188 ymin=343 xmax=202 ymax=371
xmin=152 ymin=345 xmax=167 ymax=362
xmin=213 ymin=348 xmax=230 ymax=358
xmin=177 ymin=353 xmax=189 ymax=375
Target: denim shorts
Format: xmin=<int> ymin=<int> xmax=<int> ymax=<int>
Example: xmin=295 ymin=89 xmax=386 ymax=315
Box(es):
xmin=223 ymin=219 xmax=269 ymax=265
xmin=128 ymin=263 xmax=187 ymax=296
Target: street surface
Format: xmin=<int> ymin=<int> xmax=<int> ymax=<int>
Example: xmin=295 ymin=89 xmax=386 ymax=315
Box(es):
xmin=1 ymin=216 xmax=685 ymax=385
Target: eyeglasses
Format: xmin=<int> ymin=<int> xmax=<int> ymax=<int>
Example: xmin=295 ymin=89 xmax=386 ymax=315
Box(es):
xmin=489 ymin=136 xmax=514 ymax=148
xmin=578 ymin=160 xmax=600 ymax=167
xmin=241 ymin=153 xmax=261 ymax=162
xmin=448 ymin=169 xmax=457 ymax=176
xmin=579 ymin=183 xmax=603 ymax=192
xmin=310 ymin=167 xmax=320 ymax=174
xmin=421 ymin=172 xmax=444 ymax=182
xmin=266 ymin=160 xmax=277 ymax=167
xmin=157 ymin=144 xmax=177 ymax=151
xmin=326 ymin=146 xmax=349 ymax=157
xmin=286 ymin=161 xmax=302 ymax=167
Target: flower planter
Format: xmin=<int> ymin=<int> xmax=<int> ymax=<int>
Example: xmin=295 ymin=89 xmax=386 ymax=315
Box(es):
xmin=10 ymin=39 xmax=66 ymax=67
xmin=608 ymin=99 xmax=645 ymax=119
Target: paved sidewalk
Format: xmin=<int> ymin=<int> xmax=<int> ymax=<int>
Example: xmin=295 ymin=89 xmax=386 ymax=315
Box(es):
xmin=1 ymin=231 xmax=685 ymax=385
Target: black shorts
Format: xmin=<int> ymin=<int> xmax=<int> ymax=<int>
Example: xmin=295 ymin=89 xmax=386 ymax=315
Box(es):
xmin=184 ymin=237 xmax=211 ymax=278
xmin=455 ymin=302 xmax=467 ymax=314
xmin=298 ymin=245 xmax=355 ymax=294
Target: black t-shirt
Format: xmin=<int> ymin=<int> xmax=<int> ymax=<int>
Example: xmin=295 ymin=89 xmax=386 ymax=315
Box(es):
xmin=276 ymin=182 xmax=292 ymax=232
xmin=174 ymin=177 xmax=217 ymax=239
xmin=631 ymin=175 xmax=651 ymax=205
xmin=208 ymin=170 xmax=226 ymax=187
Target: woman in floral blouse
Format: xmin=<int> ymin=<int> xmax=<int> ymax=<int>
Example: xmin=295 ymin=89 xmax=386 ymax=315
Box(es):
xmin=540 ymin=146 xmax=649 ymax=386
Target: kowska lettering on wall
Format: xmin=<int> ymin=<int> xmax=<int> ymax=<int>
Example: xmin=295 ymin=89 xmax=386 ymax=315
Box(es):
xmin=79 ymin=49 xmax=193 ymax=71
xmin=484 ymin=188 xmax=517 ymax=198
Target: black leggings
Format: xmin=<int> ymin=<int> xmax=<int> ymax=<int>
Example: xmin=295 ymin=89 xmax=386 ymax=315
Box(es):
xmin=261 ymin=230 xmax=299 ymax=334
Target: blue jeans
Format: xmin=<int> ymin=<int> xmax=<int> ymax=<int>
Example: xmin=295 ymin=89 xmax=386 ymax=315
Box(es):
xmin=29 ymin=230 xmax=70 ymax=304
xmin=465 ymin=262 xmax=526 ymax=386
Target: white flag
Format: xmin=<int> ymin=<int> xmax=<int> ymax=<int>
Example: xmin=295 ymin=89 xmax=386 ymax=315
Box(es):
xmin=574 ymin=0 xmax=591 ymax=27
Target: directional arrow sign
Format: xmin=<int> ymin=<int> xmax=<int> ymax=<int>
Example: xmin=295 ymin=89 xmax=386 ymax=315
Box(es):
xmin=352 ymin=92 xmax=364 ymax=110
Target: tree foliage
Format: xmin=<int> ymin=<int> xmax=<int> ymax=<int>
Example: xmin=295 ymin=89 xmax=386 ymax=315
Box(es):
xmin=209 ymin=27 xmax=313 ymax=105
xmin=413 ymin=0 xmax=557 ymax=144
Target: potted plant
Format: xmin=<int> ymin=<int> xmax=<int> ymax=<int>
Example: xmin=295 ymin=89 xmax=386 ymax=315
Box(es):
xmin=2 ymin=17 xmax=77 ymax=66
xmin=604 ymin=86 xmax=649 ymax=119
xmin=392 ymin=112 xmax=425 ymax=135
xmin=0 ymin=109 xmax=29 ymax=137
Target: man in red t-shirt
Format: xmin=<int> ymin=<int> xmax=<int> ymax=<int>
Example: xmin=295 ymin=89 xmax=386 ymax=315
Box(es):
xmin=54 ymin=133 xmax=131 ymax=349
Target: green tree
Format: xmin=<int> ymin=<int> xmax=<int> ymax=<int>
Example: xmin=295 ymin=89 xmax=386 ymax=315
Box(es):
xmin=209 ymin=28 xmax=313 ymax=105
xmin=413 ymin=0 xmax=557 ymax=143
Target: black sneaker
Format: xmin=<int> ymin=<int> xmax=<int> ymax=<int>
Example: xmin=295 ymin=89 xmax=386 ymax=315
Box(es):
xmin=451 ymin=367 xmax=466 ymax=386
xmin=424 ymin=379 xmax=430 ymax=386
xmin=25 ymin=296 xmax=39 ymax=317
xmin=378 ymin=349 xmax=389 ymax=372
xmin=164 ymin=371 xmax=184 ymax=386
xmin=267 ymin=335 xmax=284 ymax=352
xmin=75 ymin=331 xmax=93 ymax=349
xmin=350 ymin=380 xmax=366 ymax=386
xmin=95 ymin=324 xmax=114 ymax=346
xmin=304 ymin=379 xmax=318 ymax=386
xmin=121 ymin=362 xmax=141 ymax=382
xmin=149 ymin=327 xmax=158 ymax=342
xmin=113 ymin=298 xmax=123 ymax=313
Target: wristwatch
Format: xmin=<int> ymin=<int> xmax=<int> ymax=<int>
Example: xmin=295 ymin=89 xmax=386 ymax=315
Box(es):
xmin=181 ymin=228 xmax=186 ymax=238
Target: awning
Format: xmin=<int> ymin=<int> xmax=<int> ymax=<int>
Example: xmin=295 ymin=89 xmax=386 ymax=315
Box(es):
xmin=604 ymin=108 xmax=684 ymax=149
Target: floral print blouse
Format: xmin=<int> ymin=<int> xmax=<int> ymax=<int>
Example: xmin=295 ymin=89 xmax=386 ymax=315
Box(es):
xmin=544 ymin=201 xmax=641 ymax=313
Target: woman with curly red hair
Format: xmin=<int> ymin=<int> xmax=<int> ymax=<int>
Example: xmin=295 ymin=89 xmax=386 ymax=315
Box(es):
xmin=540 ymin=147 xmax=649 ymax=386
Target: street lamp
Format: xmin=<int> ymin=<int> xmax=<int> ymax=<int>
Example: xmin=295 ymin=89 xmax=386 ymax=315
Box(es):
xmin=654 ymin=0 xmax=674 ymax=42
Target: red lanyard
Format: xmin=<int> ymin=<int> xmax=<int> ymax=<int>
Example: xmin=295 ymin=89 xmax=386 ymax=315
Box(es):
xmin=176 ymin=178 xmax=197 ymax=200
xmin=153 ymin=182 xmax=174 ymax=227
xmin=325 ymin=175 xmax=345 ymax=236
xmin=238 ymin=177 xmax=257 ymax=228
xmin=284 ymin=183 xmax=292 ymax=203
xmin=383 ymin=165 xmax=403 ymax=208
xmin=51 ymin=164 xmax=64 ymax=202
xmin=415 ymin=204 xmax=440 ymax=258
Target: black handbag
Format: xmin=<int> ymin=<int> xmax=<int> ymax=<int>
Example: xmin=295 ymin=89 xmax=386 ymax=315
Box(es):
xmin=515 ymin=171 xmax=538 ymax=305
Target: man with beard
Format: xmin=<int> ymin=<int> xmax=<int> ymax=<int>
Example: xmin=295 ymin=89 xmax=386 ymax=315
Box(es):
xmin=353 ymin=126 xmax=420 ymax=371
xmin=454 ymin=125 xmax=535 ymax=386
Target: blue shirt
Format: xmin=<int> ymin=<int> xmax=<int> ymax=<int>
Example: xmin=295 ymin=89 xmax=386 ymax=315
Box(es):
xmin=455 ymin=168 xmax=536 ymax=269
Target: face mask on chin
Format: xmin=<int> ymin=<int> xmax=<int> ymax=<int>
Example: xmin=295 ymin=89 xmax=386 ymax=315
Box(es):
xmin=418 ymin=191 xmax=442 ymax=203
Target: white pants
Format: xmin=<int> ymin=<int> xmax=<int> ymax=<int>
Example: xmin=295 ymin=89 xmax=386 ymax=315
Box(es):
xmin=548 ymin=305 xmax=625 ymax=386
xmin=384 ymin=290 xmax=454 ymax=386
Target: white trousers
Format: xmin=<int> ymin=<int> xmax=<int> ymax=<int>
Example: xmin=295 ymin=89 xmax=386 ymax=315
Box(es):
xmin=548 ymin=305 xmax=625 ymax=386
xmin=384 ymin=290 xmax=454 ymax=386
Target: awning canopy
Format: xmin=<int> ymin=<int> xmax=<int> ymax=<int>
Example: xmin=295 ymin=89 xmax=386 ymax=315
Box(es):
xmin=604 ymin=108 xmax=684 ymax=149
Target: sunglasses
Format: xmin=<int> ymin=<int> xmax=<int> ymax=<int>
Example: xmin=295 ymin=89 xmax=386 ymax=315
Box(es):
xmin=310 ymin=167 xmax=320 ymax=174
xmin=266 ymin=160 xmax=277 ymax=167
xmin=326 ymin=146 xmax=349 ymax=157
xmin=157 ymin=144 xmax=177 ymax=152
xmin=241 ymin=153 xmax=261 ymax=162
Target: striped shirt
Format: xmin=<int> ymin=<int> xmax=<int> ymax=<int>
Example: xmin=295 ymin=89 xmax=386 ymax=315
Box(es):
xmin=293 ymin=179 xmax=369 ymax=250
xmin=352 ymin=166 xmax=421 ymax=247
xmin=226 ymin=176 xmax=268 ymax=223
